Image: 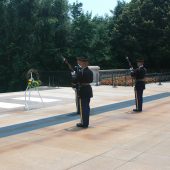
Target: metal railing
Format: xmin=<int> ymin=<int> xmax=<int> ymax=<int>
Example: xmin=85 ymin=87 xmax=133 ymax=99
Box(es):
xmin=39 ymin=71 xmax=72 ymax=88
xmin=99 ymin=70 xmax=170 ymax=87
xmin=146 ymin=72 xmax=170 ymax=85
xmin=37 ymin=70 xmax=170 ymax=88
xmin=99 ymin=69 xmax=130 ymax=87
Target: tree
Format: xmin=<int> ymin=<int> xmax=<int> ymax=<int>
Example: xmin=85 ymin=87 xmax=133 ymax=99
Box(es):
xmin=4 ymin=0 xmax=40 ymax=91
xmin=91 ymin=16 xmax=112 ymax=68
xmin=0 ymin=0 xmax=71 ymax=92
xmin=70 ymin=2 xmax=95 ymax=63
xmin=110 ymin=0 xmax=170 ymax=70
xmin=35 ymin=0 xmax=70 ymax=71
xmin=0 ymin=0 xmax=9 ymax=91
xmin=0 ymin=0 xmax=170 ymax=92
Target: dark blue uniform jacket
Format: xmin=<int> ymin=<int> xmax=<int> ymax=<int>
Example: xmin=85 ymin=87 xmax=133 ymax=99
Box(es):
xmin=131 ymin=66 xmax=146 ymax=90
xmin=72 ymin=67 xmax=93 ymax=98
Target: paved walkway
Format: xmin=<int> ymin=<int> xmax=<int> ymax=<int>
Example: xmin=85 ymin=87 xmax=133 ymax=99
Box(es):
xmin=0 ymin=83 xmax=170 ymax=170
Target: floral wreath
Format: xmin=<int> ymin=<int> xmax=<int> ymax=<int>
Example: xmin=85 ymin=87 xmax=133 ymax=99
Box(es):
xmin=26 ymin=69 xmax=41 ymax=88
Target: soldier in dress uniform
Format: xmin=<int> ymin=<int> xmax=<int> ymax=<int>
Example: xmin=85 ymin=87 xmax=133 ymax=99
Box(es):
xmin=71 ymin=56 xmax=93 ymax=128
xmin=130 ymin=58 xmax=146 ymax=112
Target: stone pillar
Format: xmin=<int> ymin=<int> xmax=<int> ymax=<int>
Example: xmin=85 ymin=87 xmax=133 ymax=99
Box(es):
xmin=88 ymin=66 xmax=100 ymax=86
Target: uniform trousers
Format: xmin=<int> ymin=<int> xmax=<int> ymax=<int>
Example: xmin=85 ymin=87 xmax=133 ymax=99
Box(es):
xmin=79 ymin=97 xmax=90 ymax=127
xmin=75 ymin=90 xmax=80 ymax=114
xmin=135 ymin=89 xmax=143 ymax=111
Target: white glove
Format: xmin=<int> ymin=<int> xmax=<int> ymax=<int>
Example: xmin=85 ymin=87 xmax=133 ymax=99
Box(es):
xmin=130 ymin=67 xmax=133 ymax=71
xmin=71 ymin=71 xmax=76 ymax=76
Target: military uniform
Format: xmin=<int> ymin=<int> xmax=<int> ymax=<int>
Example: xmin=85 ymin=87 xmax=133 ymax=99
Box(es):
xmin=131 ymin=62 xmax=146 ymax=112
xmin=71 ymin=58 xmax=93 ymax=128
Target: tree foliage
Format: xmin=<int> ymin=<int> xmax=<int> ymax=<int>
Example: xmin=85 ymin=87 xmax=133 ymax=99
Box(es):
xmin=0 ymin=0 xmax=170 ymax=92
xmin=110 ymin=0 xmax=170 ymax=69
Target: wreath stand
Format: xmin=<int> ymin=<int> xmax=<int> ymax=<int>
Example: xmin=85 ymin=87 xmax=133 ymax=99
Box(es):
xmin=24 ymin=70 xmax=44 ymax=110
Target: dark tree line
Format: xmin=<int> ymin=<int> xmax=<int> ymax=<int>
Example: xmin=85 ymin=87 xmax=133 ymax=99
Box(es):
xmin=0 ymin=0 xmax=170 ymax=92
xmin=110 ymin=0 xmax=170 ymax=70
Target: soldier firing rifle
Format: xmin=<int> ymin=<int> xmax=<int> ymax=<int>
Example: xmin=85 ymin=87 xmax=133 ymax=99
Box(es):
xmin=126 ymin=56 xmax=146 ymax=112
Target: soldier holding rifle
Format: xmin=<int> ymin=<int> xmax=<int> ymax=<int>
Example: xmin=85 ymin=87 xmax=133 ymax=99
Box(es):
xmin=64 ymin=56 xmax=93 ymax=128
xmin=126 ymin=57 xmax=146 ymax=112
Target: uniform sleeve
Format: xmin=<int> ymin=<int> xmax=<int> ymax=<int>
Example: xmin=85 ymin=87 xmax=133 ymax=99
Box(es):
xmin=131 ymin=69 xmax=136 ymax=77
xmin=76 ymin=69 xmax=93 ymax=84
xmin=131 ymin=68 xmax=141 ymax=78
xmin=88 ymin=70 xmax=93 ymax=83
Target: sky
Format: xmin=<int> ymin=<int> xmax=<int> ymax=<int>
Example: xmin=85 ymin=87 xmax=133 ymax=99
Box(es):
xmin=68 ymin=0 xmax=131 ymax=17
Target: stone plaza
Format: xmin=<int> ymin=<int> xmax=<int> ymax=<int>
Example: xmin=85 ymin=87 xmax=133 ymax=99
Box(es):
xmin=0 ymin=82 xmax=170 ymax=170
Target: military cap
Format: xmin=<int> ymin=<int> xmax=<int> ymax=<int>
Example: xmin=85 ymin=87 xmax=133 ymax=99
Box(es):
xmin=136 ymin=58 xmax=144 ymax=62
xmin=77 ymin=56 xmax=89 ymax=62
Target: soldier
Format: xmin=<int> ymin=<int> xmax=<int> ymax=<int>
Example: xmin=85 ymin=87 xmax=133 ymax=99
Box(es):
xmin=71 ymin=56 xmax=93 ymax=128
xmin=130 ymin=58 xmax=146 ymax=112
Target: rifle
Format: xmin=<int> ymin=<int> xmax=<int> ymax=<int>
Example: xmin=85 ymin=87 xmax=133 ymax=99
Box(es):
xmin=62 ymin=56 xmax=82 ymax=74
xmin=126 ymin=57 xmax=135 ymax=87
xmin=62 ymin=57 xmax=81 ymax=95
xmin=62 ymin=57 xmax=74 ymax=72
xmin=126 ymin=56 xmax=133 ymax=69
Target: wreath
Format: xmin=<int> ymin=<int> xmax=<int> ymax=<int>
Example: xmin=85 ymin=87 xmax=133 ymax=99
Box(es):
xmin=26 ymin=69 xmax=41 ymax=88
